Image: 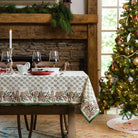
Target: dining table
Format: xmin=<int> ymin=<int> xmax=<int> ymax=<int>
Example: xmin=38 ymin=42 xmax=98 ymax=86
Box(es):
xmin=0 ymin=70 xmax=99 ymax=138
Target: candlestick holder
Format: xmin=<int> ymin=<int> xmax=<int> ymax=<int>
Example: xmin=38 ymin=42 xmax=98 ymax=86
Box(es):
xmin=6 ymin=48 xmax=14 ymax=74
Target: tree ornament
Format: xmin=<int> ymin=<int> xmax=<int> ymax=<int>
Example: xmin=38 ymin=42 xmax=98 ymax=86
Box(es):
xmin=125 ymin=75 xmax=129 ymax=78
xmin=110 ymin=90 xmax=114 ymax=94
xmin=99 ymin=78 xmax=104 ymax=87
xmin=134 ymin=15 xmax=138 ymax=20
xmin=130 ymin=49 xmax=134 ymax=53
xmin=130 ymin=69 xmax=135 ymax=74
xmin=123 ymin=4 xmax=129 ymax=10
xmin=123 ymin=59 xmax=127 ymax=64
xmin=125 ymin=46 xmax=130 ymax=54
xmin=119 ymin=19 xmax=126 ymax=24
xmin=133 ymin=88 xmax=137 ymax=92
xmin=127 ymin=33 xmax=131 ymax=42
xmin=104 ymin=71 xmax=109 ymax=76
xmin=131 ymin=0 xmax=137 ymax=5
xmin=120 ymin=27 xmax=125 ymax=31
xmin=115 ymin=68 xmax=119 ymax=71
xmin=110 ymin=62 xmax=115 ymax=69
xmin=119 ymin=47 xmax=123 ymax=52
xmin=115 ymin=38 xmax=122 ymax=45
xmin=133 ymin=56 xmax=138 ymax=66
xmin=128 ymin=76 xmax=133 ymax=82
xmin=124 ymin=91 xmax=128 ymax=94
xmin=108 ymin=74 xmax=112 ymax=79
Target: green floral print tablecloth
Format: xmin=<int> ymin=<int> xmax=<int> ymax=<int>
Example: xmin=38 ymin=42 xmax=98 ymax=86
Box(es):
xmin=0 ymin=71 xmax=99 ymax=122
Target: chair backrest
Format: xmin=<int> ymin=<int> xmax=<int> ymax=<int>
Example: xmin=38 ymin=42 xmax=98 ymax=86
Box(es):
xmin=33 ymin=61 xmax=69 ymax=71
xmin=0 ymin=61 xmax=28 ymax=69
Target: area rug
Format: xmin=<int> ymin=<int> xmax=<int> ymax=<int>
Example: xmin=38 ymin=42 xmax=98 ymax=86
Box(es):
xmin=0 ymin=114 xmax=137 ymax=138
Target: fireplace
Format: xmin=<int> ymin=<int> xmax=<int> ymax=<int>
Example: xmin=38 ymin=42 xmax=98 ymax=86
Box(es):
xmin=0 ymin=39 xmax=88 ymax=72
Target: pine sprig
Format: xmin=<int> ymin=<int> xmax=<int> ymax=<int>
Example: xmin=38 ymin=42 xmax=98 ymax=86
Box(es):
xmin=0 ymin=3 xmax=74 ymax=35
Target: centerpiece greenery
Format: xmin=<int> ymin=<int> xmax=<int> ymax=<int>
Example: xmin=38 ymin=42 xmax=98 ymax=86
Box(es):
xmin=0 ymin=3 xmax=74 ymax=34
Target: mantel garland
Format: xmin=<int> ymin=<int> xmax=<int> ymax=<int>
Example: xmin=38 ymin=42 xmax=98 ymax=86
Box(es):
xmin=0 ymin=3 xmax=74 ymax=34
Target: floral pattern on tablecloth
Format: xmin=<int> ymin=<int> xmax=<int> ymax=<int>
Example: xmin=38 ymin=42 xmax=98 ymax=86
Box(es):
xmin=0 ymin=71 xmax=99 ymax=122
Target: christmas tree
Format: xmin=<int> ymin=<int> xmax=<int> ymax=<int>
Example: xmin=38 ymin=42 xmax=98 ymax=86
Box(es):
xmin=98 ymin=0 xmax=138 ymax=119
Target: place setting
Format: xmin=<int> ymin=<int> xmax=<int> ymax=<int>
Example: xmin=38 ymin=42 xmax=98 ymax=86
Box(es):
xmin=29 ymin=50 xmax=60 ymax=76
xmin=0 ymin=50 xmax=61 ymax=77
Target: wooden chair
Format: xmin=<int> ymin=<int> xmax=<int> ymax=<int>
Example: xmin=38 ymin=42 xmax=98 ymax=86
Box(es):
xmin=32 ymin=61 xmax=69 ymax=71
xmin=26 ymin=61 xmax=69 ymax=137
xmin=0 ymin=61 xmax=27 ymax=69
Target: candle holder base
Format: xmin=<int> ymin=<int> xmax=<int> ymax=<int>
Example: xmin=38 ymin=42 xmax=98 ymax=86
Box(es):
xmin=7 ymin=48 xmax=15 ymax=75
xmin=6 ymin=68 xmax=15 ymax=75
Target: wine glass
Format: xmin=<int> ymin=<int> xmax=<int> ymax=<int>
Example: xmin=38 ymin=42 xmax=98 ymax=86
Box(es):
xmin=1 ymin=51 xmax=10 ymax=72
xmin=49 ymin=50 xmax=59 ymax=67
xmin=32 ymin=51 xmax=41 ymax=68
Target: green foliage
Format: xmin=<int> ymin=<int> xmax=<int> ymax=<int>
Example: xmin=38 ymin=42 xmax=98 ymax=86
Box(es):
xmin=51 ymin=3 xmax=73 ymax=34
xmin=0 ymin=3 xmax=73 ymax=34
xmin=98 ymin=0 xmax=138 ymax=119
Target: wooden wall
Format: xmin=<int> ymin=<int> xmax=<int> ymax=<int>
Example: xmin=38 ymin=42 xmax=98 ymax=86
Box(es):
xmin=88 ymin=0 xmax=98 ymax=96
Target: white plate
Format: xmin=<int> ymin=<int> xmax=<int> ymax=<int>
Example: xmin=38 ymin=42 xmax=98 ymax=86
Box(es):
xmin=32 ymin=68 xmax=60 ymax=74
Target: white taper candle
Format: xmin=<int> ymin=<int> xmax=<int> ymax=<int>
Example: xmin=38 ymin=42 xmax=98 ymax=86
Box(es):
xmin=9 ymin=29 xmax=12 ymax=49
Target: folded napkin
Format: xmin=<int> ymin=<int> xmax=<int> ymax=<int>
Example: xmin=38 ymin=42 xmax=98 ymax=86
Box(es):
xmin=0 ymin=70 xmax=6 ymax=74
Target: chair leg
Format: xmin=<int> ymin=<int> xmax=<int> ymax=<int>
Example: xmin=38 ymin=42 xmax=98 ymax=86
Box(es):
xmin=17 ymin=115 xmax=22 ymax=138
xmin=33 ymin=114 xmax=37 ymax=130
xmin=60 ymin=114 xmax=65 ymax=138
xmin=28 ymin=115 xmax=34 ymax=138
xmin=24 ymin=115 xmax=29 ymax=131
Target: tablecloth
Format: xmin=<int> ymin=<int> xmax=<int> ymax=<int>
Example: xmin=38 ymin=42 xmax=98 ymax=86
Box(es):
xmin=0 ymin=71 xmax=99 ymax=122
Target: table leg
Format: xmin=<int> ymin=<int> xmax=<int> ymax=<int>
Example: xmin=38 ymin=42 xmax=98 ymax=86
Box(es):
xmin=28 ymin=115 xmax=34 ymax=138
xmin=60 ymin=114 xmax=65 ymax=138
xmin=68 ymin=107 xmax=76 ymax=138
xmin=17 ymin=115 xmax=22 ymax=138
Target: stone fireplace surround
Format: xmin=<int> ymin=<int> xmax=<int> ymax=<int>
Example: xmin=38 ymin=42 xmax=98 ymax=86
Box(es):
xmin=0 ymin=39 xmax=88 ymax=72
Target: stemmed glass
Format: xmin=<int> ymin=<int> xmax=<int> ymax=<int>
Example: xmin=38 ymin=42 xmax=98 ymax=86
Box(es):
xmin=49 ymin=50 xmax=59 ymax=67
xmin=1 ymin=51 xmax=10 ymax=73
xmin=32 ymin=51 xmax=42 ymax=68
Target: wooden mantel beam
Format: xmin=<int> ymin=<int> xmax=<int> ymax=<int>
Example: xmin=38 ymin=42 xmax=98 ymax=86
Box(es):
xmin=0 ymin=14 xmax=98 ymax=24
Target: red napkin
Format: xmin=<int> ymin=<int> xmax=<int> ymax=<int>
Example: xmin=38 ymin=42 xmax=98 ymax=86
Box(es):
xmin=0 ymin=70 xmax=6 ymax=74
xmin=0 ymin=69 xmax=16 ymax=74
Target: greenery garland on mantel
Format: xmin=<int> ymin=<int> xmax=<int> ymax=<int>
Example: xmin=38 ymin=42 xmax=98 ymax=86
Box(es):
xmin=0 ymin=3 xmax=74 ymax=34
